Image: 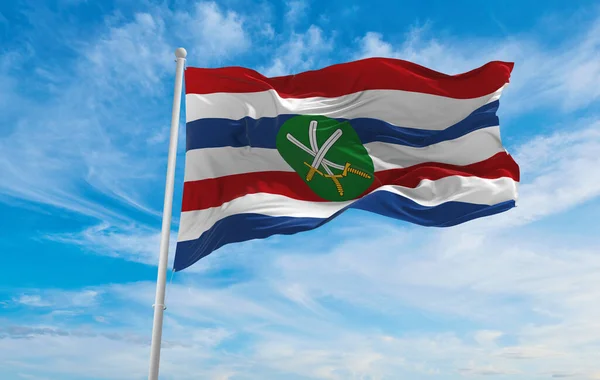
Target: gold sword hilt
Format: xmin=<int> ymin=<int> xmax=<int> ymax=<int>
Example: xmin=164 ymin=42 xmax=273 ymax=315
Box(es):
xmin=304 ymin=162 xmax=323 ymax=181
xmin=325 ymin=174 xmax=344 ymax=196
xmin=342 ymin=162 xmax=371 ymax=179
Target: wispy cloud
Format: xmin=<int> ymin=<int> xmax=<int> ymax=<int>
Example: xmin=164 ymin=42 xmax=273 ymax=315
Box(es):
xmin=0 ymin=1 xmax=251 ymax=224
xmin=458 ymin=363 xmax=519 ymax=376
xmin=285 ymin=0 xmax=308 ymax=25
xmin=354 ymin=16 xmax=600 ymax=116
xmin=46 ymin=222 xmax=176 ymax=266
xmin=260 ymin=24 xmax=334 ymax=76
xmin=0 ymin=2 xmax=256 ymax=280
xmin=3 ymin=3 xmax=600 ymax=380
xmin=174 ymin=2 xmax=250 ymax=62
xmin=5 ymin=139 xmax=600 ymax=380
xmin=13 ymin=295 xmax=52 ymax=308
xmin=11 ymin=289 xmax=100 ymax=309
xmin=474 ymin=330 xmax=503 ymax=347
xmin=1 ymin=13 xmax=166 ymax=223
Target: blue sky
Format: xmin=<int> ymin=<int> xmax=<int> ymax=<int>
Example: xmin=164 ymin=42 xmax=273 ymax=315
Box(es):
xmin=1 ymin=0 xmax=600 ymax=379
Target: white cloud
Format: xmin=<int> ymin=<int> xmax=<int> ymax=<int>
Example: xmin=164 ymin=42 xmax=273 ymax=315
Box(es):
xmin=4 ymin=202 xmax=600 ymax=380
xmin=355 ymin=16 xmax=600 ymax=115
xmin=260 ymin=23 xmax=275 ymax=39
xmin=357 ymin=32 xmax=396 ymax=57
xmin=3 ymin=5 xmax=600 ymax=380
xmin=0 ymin=2 xmax=254 ymax=279
xmin=175 ymin=2 xmax=250 ymax=61
xmin=474 ymin=330 xmax=503 ymax=347
xmin=260 ymin=25 xmax=334 ymax=77
xmin=46 ymin=223 xmax=170 ymax=266
xmin=458 ymin=363 xmax=519 ymax=376
xmin=14 ymin=295 xmax=51 ymax=308
xmin=11 ymin=289 xmax=100 ymax=309
xmin=0 ymin=2 xmax=251 ymax=225
xmin=22 ymin=107 xmax=598 ymax=378
xmin=496 ymin=345 xmax=562 ymax=360
xmin=454 ymin=121 xmax=600 ymax=233
xmin=0 ymin=14 xmax=166 ymax=223
xmin=285 ymin=0 xmax=308 ymax=24
xmin=85 ymin=12 xmax=172 ymax=94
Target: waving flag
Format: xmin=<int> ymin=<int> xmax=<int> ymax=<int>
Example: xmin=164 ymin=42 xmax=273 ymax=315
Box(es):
xmin=173 ymin=58 xmax=519 ymax=271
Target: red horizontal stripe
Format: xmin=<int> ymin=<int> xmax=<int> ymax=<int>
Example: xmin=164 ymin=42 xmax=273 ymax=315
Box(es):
xmin=181 ymin=152 xmax=519 ymax=212
xmin=185 ymin=58 xmax=513 ymax=99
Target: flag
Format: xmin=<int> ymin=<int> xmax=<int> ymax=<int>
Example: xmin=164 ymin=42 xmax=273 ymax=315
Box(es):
xmin=173 ymin=57 xmax=519 ymax=271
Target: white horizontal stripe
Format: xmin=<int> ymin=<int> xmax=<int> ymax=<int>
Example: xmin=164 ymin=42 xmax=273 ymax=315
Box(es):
xmin=185 ymin=86 xmax=506 ymax=130
xmin=184 ymin=126 xmax=503 ymax=182
xmin=177 ymin=176 xmax=517 ymax=242
xmin=184 ymin=146 xmax=290 ymax=182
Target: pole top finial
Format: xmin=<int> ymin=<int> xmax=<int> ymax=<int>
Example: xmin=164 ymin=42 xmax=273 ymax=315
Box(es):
xmin=175 ymin=48 xmax=187 ymax=59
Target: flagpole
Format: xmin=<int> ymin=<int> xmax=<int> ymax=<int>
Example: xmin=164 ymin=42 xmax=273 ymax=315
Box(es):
xmin=148 ymin=47 xmax=187 ymax=380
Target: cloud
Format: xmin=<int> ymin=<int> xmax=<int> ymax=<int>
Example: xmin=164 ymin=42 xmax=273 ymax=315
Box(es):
xmin=3 ymin=4 xmax=600 ymax=380
xmin=458 ymin=363 xmax=518 ymax=376
xmin=174 ymin=2 xmax=250 ymax=61
xmin=13 ymin=295 xmax=52 ymax=308
xmin=17 ymin=374 xmax=52 ymax=380
xmin=4 ymin=198 xmax=600 ymax=380
xmin=355 ymin=16 xmax=600 ymax=115
xmin=11 ymin=289 xmax=100 ymax=309
xmin=474 ymin=330 xmax=503 ymax=346
xmin=449 ymin=120 xmax=600 ymax=235
xmin=260 ymin=25 xmax=334 ymax=77
xmin=7 ymin=126 xmax=600 ymax=378
xmin=0 ymin=2 xmax=251 ymax=226
xmin=356 ymin=32 xmax=396 ymax=58
xmin=84 ymin=12 xmax=172 ymax=94
xmin=285 ymin=0 xmax=308 ymax=25
xmin=46 ymin=223 xmax=171 ymax=266
xmin=497 ymin=346 xmax=561 ymax=360
xmin=507 ymin=124 xmax=600 ymax=221
xmin=264 ymin=118 xmax=600 ymax=311
xmin=0 ymin=2 xmax=255 ymax=282
xmin=0 ymin=281 xmax=486 ymax=379
xmin=1 ymin=13 xmax=166 ymax=223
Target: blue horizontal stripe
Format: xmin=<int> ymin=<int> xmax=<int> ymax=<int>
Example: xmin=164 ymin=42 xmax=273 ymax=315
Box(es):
xmin=173 ymin=191 xmax=515 ymax=271
xmin=186 ymin=101 xmax=500 ymax=150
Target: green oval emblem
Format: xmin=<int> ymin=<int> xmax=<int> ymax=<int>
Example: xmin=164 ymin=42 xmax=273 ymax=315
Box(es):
xmin=276 ymin=115 xmax=374 ymax=201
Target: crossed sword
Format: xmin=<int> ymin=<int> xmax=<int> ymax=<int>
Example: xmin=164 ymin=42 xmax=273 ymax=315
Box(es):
xmin=286 ymin=120 xmax=371 ymax=196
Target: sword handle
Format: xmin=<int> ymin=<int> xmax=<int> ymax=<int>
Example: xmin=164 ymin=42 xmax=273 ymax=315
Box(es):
xmin=325 ymin=174 xmax=344 ymax=196
xmin=304 ymin=162 xmax=323 ymax=181
xmin=348 ymin=166 xmax=371 ymax=179
xmin=331 ymin=176 xmax=343 ymax=196
xmin=342 ymin=162 xmax=371 ymax=179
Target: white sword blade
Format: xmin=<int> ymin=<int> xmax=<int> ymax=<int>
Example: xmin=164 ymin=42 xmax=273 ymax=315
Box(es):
xmin=286 ymin=133 xmax=345 ymax=171
xmin=308 ymin=120 xmax=333 ymax=175
xmin=310 ymin=129 xmax=342 ymax=172
xmin=286 ymin=133 xmax=314 ymax=156
xmin=321 ymin=158 xmax=345 ymax=171
xmin=309 ymin=120 xmax=318 ymax=153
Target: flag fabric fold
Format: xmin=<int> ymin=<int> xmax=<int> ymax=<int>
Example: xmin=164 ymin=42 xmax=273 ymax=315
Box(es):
xmin=173 ymin=57 xmax=519 ymax=271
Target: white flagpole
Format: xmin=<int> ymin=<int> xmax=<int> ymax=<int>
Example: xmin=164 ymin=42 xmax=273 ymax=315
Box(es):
xmin=148 ymin=47 xmax=187 ymax=380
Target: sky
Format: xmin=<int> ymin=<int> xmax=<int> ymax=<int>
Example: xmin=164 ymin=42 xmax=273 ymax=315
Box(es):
xmin=1 ymin=0 xmax=600 ymax=379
